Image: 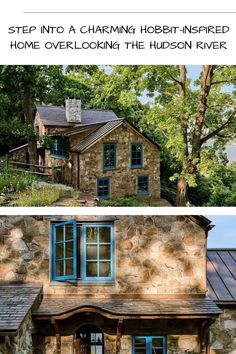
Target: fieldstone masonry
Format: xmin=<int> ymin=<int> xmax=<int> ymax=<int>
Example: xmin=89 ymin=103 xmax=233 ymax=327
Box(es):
xmin=0 ymin=216 xmax=234 ymax=353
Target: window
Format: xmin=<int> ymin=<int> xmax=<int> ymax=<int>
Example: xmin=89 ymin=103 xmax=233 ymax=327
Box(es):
xmin=131 ymin=143 xmax=143 ymax=168
xmin=133 ymin=337 xmax=166 ymax=354
xmin=137 ymin=175 xmax=149 ymax=195
xmin=50 ymin=137 xmax=69 ymax=158
xmin=103 ymin=143 xmax=116 ymax=170
xmin=52 ymin=222 xmax=114 ymax=282
xmin=76 ymin=325 xmax=104 ymax=354
xmin=97 ymin=177 xmax=110 ymax=198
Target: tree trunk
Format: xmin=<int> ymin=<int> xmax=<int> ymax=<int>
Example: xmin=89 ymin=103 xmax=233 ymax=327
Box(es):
xmin=176 ymin=175 xmax=188 ymax=206
xmin=22 ymin=81 xmax=38 ymax=168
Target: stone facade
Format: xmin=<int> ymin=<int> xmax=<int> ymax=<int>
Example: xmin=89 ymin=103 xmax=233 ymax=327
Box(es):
xmin=210 ymin=308 xmax=236 ymax=354
xmin=79 ymin=123 xmax=161 ymax=199
xmin=0 ymin=215 xmax=206 ymax=295
xmin=0 ymin=312 xmax=34 ymax=354
xmin=0 ymin=215 xmax=227 ymax=354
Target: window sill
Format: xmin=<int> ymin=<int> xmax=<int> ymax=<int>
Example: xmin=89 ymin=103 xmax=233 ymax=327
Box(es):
xmin=49 ymin=154 xmax=69 ymax=160
xmin=50 ymin=281 xmax=115 ymax=286
xmin=131 ymin=166 xmax=143 ymax=169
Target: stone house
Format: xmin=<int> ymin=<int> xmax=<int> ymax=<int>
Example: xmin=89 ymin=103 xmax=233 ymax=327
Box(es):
xmin=9 ymin=99 xmax=160 ymax=199
xmin=1 ymin=215 xmax=235 ymax=354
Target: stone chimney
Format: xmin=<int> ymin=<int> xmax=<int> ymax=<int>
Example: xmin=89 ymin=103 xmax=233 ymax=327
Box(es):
xmin=65 ymin=98 xmax=81 ymax=123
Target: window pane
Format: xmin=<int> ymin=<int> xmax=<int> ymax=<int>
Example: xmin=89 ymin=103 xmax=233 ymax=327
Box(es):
xmin=86 ymin=245 xmax=97 ymax=260
xmin=96 ymin=333 xmax=103 ymax=342
xmin=99 ymin=262 xmax=111 ymax=277
xmin=65 ymin=259 xmax=73 ymax=276
xmin=135 ymin=338 xmax=146 ymax=347
xmin=56 ymin=243 xmax=63 ymax=259
xmin=104 ymin=144 xmax=115 ymax=168
xmin=96 ymin=347 xmax=103 ymax=354
xmin=137 ymin=176 xmax=149 ymax=194
xmin=100 ymin=227 xmax=111 ymax=243
xmin=86 ymin=227 xmax=98 ymax=243
xmin=87 ymin=262 xmax=98 ymax=277
xmin=56 ymin=260 xmax=63 ymax=276
xmin=65 ymin=241 xmax=73 ymax=258
xmin=97 ymin=178 xmax=109 ymax=197
xmin=152 ymin=350 xmax=164 ymax=354
xmin=56 ymin=226 xmax=63 ymax=242
xmin=152 ymin=338 xmax=164 ymax=347
xmin=65 ymin=225 xmax=73 ymax=241
xmin=99 ymin=245 xmax=110 ymax=260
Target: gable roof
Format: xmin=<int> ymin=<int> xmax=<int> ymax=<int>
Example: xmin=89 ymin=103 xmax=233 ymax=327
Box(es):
xmin=36 ymin=105 xmax=118 ymax=127
xmin=0 ymin=283 xmax=42 ymax=336
xmin=207 ymin=249 xmax=236 ymax=305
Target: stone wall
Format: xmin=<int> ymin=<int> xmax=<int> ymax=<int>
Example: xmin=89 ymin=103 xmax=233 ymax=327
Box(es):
xmin=79 ymin=123 xmax=161 ymax=199
xmin=0 ymin=312 xmax=34 ymax=354
xmin=0 ymin=215 xmax=206 ymax=295
xmin=9 ymin=145 xmax=28 ymax=163
xmin=210 ymin=308 xmax=236 ymax=354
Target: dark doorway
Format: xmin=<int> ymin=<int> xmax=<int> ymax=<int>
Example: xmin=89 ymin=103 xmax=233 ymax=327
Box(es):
xmin=75 ymin=325 xmax=104 ymax=354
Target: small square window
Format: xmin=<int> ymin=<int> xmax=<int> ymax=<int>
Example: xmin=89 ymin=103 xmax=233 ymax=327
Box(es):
xmin=50 ymin=137 xmax=69 ymax=158
xmin=131 ymin=143 xmax=143 ymax=168
xmin=137 ymin=176 xmax=149 ymax=195
xmin=97 ymin=178 xmax=110 ymax=198
xmin=103 ymin=143 xmax=116 ymax=170
xmin=133 ymin=336 xmax=166 ymax=354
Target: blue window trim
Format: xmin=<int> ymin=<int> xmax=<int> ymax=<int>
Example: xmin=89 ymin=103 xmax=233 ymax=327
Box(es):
xmin=103 ymin=142 xmax=117 ymax=170
xmin=137 ymin=175 xmax=149 ymax=195
xmin=132 ymin=336 xmax=166 ymax=354
xmin=97 ymin=177 xmax=110 ymax=199
xmin=51 ymin=220 xmax=77 ymax=281
xmin=82 ymin=224 xmax=114 ymax=282
xmin=51 ymin=222 xmax=114 ymax=283
xmin=130 ymin=143 xmax=143 ymax=168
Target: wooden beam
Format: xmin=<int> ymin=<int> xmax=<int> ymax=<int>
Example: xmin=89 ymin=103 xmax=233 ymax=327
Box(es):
xmin=51 ymin=319 xmax=61 ymax=354
xmin=115 ymin=319 xmax=124 ymax=354
xmin=199 ymin=319 xmax=214 ymax=354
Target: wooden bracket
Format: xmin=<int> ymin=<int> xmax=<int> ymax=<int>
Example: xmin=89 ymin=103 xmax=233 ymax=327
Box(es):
xmin=115 ymin=318 xmax=124 ymax=354
xmin=51 ymin=319 xmax=61 ymax=354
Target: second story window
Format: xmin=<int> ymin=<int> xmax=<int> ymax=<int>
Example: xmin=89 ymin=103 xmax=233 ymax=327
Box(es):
xmin=103 ymin=143 xmax=116 ymax=170
xmin=50 ymin=137 xmax=69 ymax=158
xmin=51 ymin=221 xmax=114 ymax=282
xmin=131 ymin=143 xmax=143 ymax=168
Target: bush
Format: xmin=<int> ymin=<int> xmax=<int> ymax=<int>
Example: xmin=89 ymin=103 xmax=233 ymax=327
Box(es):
xmin=13 ymin=187 xmax=62 ymax=206
xmin=0 ymin=165 xmax=39 ymax=193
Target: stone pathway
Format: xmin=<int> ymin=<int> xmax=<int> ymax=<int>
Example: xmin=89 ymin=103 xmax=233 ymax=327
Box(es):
xmin=51 ymin=192 xmax=98 ymax=207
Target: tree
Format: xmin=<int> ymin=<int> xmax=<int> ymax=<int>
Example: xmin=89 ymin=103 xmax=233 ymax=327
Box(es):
xmin=134 ymin=65 xmax=236 ymax=205
xmin=0 ymin=65 xmax=65 ymax=162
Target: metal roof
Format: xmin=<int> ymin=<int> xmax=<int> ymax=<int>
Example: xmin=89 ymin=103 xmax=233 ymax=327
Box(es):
xmin=33 ymin=297 xmax=221 ymax=319
xmin=70 ymin=119 xmax=124 ymax=152
xmin=36 ymin=106 xmax=118 ymax=127
xmin=207 ymin=249 xmax=236 ymax=304
xmin=0 ymin=284 xmax=42 ymax=336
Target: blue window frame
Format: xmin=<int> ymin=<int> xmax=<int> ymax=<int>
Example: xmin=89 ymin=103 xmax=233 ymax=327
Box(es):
xmin=52 ymin=221 xmax=77 ymax=281
xmin=131 ymin=143 xmax=143 ymax=168
xmin=51 ymin=222 xmax=114 ymax=282
xmin=50 ymin=138 xmax=69 ymax=158
xmin=133 ymin=336 xmax=166 ymax=354
xmin=103 ymin=143 xmax=116 ymax=170
xmin=137 ymin=175 xmax=149 ymax=195
xmin=97 ymin=177 xmax=110 ymax=198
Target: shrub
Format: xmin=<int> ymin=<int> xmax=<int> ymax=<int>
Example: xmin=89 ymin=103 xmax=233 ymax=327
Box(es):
xmin=99 ymin=196 xmax=150 ymax=207
xmin=13 ymin=187 xmax=62 ymax=206
xmin=0 ymin=165 xmax=39 ymax=193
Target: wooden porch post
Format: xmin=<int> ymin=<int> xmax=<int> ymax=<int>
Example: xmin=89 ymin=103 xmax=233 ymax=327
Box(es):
xmin=51 ymin=319 xmax=61 ymax=354
xmin=199 ymin=319 xmax=214 ymax=354
xmin=116 ymin=319 xmax=124 ymax=354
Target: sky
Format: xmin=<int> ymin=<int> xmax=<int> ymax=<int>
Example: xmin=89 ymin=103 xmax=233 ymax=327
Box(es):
xmin=207 ymin=215 xmax=236 ymax=248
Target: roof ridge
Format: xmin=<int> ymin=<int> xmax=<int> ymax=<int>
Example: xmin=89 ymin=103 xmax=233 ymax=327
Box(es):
xmin=36 ymin=105 xmax=115 ymax=112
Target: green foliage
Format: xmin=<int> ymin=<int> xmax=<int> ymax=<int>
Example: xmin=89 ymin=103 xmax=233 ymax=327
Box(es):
xmin=13 ymin=187 xmax=62 ymax=206
xmin=99 ymin=195 xmax=150 ymax=206
xmin=0 ymin=165 xmax=39 ymax=193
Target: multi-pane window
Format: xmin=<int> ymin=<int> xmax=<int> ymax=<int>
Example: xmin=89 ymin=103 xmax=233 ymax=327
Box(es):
xmin=97 ymin=177 xmax=110 ymax=198
xmin=131 ymin=143 xmax=143 ymax=168
xmin=133 ymin=337 xmax=166 ymax=354
xmin=137 ymin=175 xmax=149 ymax=195
xmin=52 ymin=222 xmax=114 ymax=282
xmin=103 ymin=143 xmax=116 ymax=169
xmin=50 ymin=138 xmax=69 ymax=158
